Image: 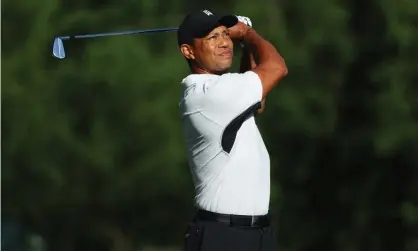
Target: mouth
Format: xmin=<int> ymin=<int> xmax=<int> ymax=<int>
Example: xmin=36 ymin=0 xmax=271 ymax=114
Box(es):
xmin=219 ymin=50 xmax=233 ymax=58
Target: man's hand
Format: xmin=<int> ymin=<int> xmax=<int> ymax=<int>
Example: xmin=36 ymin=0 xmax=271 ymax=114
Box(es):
xmin=229 ymin=15 xmax=253 ymax=40
xmin=229 ymin=21 xmax=249 ymax=40
xmin=236 ymin=16 xmax=252 ymax=28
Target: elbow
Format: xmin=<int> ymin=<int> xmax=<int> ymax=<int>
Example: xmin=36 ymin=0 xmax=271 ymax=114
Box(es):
xmin=277 ymin=56 xmax=288 ymax=77
xmin=280 ymin=63 xmax=288 ymax=77
xmin=272 ymin=59 xmax=288 ymax=80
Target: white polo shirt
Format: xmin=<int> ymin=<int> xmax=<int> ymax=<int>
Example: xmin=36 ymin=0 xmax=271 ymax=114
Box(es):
xmin=179 ymin=71 xmax=270 ymax=216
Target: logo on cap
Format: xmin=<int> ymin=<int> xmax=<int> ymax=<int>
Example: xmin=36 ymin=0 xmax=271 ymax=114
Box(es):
xmin=202 ymin=10 xmax=213 ymax=16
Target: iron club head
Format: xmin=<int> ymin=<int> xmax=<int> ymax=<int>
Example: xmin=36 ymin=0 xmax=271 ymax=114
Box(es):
xmin=53 ymin=37 xmax=66 ymax=59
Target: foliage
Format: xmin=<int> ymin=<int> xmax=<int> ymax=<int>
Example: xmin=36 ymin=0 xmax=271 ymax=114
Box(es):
xmin=2 ymin=0 xmax=417 ymax=250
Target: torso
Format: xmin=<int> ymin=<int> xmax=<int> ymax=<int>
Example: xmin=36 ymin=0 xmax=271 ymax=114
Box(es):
xmin=179 ymin=73 xmax=270 ymax=216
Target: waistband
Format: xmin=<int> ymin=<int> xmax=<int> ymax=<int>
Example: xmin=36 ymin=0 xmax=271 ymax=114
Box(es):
xmin=195 ymin=209 xmax=271 ymax=228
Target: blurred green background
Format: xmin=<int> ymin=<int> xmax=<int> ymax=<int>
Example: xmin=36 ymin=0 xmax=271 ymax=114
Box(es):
xmin=2 ymin=0 xmax=418 ymax=250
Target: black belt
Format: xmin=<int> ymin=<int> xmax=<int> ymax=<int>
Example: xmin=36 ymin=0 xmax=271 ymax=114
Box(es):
xmin=196 ymin=209 xmax=271 ymax=227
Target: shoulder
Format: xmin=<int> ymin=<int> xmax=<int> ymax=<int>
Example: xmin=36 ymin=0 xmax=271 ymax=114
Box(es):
xmin=181 ymin=74 xmax=220 ymax=95
xmin=210 ymin=71 xmax=262 ymax=93
xmin=179 ymin=74 xmax=219 ymax=112
xmin=182 ymin=71 xmax=261 ymax=93
xmin=180 ymin=71 xmax=262 ymax=104
xmin=216 ymin=71 xmax=261 ymax=83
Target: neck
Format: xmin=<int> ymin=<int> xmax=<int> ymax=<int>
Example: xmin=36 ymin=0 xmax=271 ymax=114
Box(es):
xmin=192 ymin=66 xmax=211 ymax=74
xmin=191 ymin=65 xmax=227 ymax=75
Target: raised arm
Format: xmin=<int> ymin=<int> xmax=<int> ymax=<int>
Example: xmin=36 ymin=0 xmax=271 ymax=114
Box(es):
xmin=243 ymin=28 xmax=287 ymax=99
xmin=201 ymin=21 xmax=286 ymax=123
xmin=239 ymin=44 xmax=265 ymax=115
xmin=239 ymin=43 xmax=257 ymax=73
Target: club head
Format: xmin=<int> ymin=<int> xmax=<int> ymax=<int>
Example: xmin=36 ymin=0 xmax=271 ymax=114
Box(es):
xmin=53 ymin=37 xmax=66 ymax=59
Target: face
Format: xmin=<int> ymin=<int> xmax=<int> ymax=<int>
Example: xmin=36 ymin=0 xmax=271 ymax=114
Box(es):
xmin=181 ymin=25 xmax=234 ymax=74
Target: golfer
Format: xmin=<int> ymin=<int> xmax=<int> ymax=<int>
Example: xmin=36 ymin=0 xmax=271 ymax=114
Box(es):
xmin=177 ymin=9 xmax=287 ymax=251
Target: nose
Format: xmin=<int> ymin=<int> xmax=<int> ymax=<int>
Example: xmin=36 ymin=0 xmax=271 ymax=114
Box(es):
xmin=219 ymin=36 xmax=230 ymax=48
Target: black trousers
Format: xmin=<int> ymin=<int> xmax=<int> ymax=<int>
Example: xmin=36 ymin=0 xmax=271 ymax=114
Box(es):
xmin=184 ymin=210 xmax=278 ymax=251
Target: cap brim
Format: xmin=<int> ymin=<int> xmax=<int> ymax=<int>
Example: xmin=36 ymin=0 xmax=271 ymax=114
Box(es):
xmin=218 ymin=15 xmax=238 ymax=28
xmin=194 ymin=15 xmax=238 ymax=38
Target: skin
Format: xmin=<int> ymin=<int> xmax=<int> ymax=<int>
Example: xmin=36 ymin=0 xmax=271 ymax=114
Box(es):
xmin=239 ymin=42 xmax=266 ymax=115
xmin=180 ymin=25 xmax=234 ymax=74
xmin=180 ymin=22 xmax=265 ymax=114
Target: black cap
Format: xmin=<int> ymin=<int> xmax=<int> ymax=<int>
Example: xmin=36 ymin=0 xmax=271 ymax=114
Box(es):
xmin=177 ymin=9 xmax=238 ymax=47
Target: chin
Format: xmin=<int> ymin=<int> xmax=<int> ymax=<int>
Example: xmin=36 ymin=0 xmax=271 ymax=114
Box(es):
xmin=214 ymin=67 xmax=231 ymax=75
xmin=217 ymin=62 xmax=233 ymax=73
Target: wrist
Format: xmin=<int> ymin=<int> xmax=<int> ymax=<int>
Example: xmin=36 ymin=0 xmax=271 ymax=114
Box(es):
xmin=243 ymin=28 xmax=256 ymax=41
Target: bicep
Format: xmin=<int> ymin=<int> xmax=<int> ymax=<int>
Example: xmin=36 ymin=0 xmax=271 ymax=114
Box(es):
xmin=251 ymin=61 xmax=288 ymax=99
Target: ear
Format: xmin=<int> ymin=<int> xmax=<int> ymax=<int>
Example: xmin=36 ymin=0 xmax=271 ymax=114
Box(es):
xmin=180 ymin=44 xmax=195 ymax=60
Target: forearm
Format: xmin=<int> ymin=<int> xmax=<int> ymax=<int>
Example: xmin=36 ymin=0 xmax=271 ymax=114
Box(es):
xmin=243 ymin=28 xmax=283 ymax=65
xmin=239 ymin=44 xmax=257 ymax=73
xmin=238 ymin=43 xmax=266 ymax=115
xmin=242 ymin=28 xmax=287 ymax=99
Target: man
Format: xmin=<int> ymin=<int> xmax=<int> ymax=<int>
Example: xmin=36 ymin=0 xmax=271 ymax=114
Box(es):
xmin=177 ymin=9 xmax=287 ymax=251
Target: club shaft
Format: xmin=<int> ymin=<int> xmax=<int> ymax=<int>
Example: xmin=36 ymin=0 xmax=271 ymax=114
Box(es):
xmin=59 ymin=27 xmax=178 ymax=40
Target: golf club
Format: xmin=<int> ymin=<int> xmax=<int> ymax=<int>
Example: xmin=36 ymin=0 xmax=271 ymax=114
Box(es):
xmin=52 ymin=27 xmax=179 ymax=59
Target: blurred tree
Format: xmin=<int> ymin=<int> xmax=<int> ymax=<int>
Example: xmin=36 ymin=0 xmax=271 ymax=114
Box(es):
xmin=2 ymin=0 xmax=417 ymax=250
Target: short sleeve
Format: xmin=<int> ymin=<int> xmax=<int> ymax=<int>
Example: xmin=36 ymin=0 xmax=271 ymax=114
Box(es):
xmin=202 ymin=71 xmax=263 ymax=124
